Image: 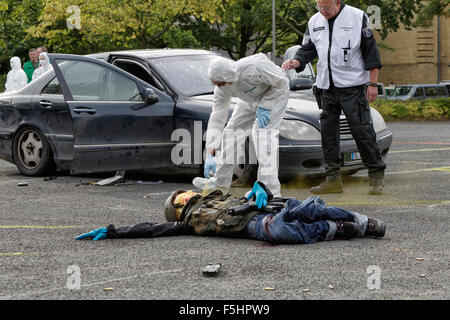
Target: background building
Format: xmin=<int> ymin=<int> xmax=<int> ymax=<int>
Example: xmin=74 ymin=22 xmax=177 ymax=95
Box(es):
xmin=377 ymin=16 xmax=449 ymax=86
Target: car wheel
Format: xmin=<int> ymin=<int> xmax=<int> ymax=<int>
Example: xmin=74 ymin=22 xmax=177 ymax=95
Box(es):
xmin=13 ymin=126 xmax=54 ymax=176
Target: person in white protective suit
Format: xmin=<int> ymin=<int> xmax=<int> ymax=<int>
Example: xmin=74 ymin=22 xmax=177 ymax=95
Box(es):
xmin=193 ymin=53 xmax=290 ymax=198
xmin=32 ymin=52 xmax=53 ymax=81
xmin=5 ymin=57 xmax=28 ymax=93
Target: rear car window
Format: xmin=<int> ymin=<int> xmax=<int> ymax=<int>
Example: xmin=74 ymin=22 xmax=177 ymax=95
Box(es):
xmin=414 ymin=87 xmax=424 ymax=97
xmin=41 ymin=77 xmax=62 ymax=95
xmin=425 ymin=87 xmax=437 ymax=97
xmin=437 ymin=86 xmax=447 ymax=96
xmin=394 ymin=86 xmax=412 ymax=96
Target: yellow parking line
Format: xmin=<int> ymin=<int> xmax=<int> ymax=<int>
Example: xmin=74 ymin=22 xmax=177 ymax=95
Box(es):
xmin=328 ymin=200 xmax=450 ymax=206
xmin=393 ymin=142 xmax=450 ymax=146
xmin=426 ymin=166 xmax=450 ymax=172
xmin=425 ymin=166 xmax=450 ymax=172
xmin=391 ymin=147 xmax=450 ymax=154
xmin=0 ymin=252 xmax=28 ymax=256
xmin=386 ymin=166 xmax=450 ymax=175
xmin=0 ymin=225 xmax=78 ymax=229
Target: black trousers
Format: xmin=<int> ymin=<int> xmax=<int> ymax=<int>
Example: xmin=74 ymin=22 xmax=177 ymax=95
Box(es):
xmin=320 ymin=85 xmax=386 ymax=179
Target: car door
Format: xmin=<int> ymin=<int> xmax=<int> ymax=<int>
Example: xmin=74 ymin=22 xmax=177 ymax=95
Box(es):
xmin=35 ymin=75 xmax=75 ymax=163
xmin=50 ymin=54 xmax=177 ymax=174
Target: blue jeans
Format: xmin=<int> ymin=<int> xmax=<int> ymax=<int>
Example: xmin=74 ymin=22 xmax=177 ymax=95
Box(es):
xmin=246 ymin=196 xmax=368 ymax=244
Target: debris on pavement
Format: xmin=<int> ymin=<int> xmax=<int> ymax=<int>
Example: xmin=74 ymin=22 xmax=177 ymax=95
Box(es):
xmin=202 ymin=263 xmax=222 ymax=276
xmin=95 ymin=171 xmax=125 ymax=186
xmin=73 ymin=169 xmax=164 ymax=187
xmin=75 ymin=181 xmax=96 ymax=186
xmin=116 ymin=179 xmax=164 ymax=186
xmin=17 ymin=182 xmax=28 ymax=186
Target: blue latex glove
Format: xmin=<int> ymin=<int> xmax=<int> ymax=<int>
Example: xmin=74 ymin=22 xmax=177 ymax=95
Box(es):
xmin=75 ymin=227 xmax=107 ymax=241
xmin=256 ymin=107 xmax=270 ymax=128
xmin=246 ymin=182 xmax=268 ymax=209
xmin=204 ymin=154 xmax=216 ymax=178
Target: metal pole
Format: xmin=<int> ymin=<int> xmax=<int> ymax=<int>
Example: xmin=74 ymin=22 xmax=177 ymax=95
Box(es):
xmin=272 ymin=0 xmax=276 ymax=61
xmin=437 ymin=16 xmax=441 ymax=84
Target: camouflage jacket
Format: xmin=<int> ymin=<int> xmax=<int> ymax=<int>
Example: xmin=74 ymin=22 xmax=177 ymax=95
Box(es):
xmin=180 ymin=190 xmax=262 ymax=237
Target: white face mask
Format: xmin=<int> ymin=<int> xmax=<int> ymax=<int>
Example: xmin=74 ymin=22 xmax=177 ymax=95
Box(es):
xmin=39 ymin=59 xmax=49 ymax=68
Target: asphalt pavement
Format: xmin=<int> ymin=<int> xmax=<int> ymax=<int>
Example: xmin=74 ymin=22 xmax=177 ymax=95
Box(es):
xmin=0 ymin=121 xmax=449 ymax=301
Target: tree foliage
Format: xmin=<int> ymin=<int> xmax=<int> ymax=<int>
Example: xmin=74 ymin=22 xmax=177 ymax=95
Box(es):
xmin=415 ymin=0 xmax=450 ymax=27
xmin=0 ymin=0 xmax=42 ymax=73
xmin=0 ymin=0 xmax=443 ymax=79
xmin=27 ymin=0 xmax=231 ymax=54
xmin=178 ymin=0 xmax=427 ymax=60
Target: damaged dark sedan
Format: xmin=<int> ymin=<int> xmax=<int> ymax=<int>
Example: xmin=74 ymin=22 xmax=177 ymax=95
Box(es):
xmin=0 ymin=49 xmax=392 ymax=183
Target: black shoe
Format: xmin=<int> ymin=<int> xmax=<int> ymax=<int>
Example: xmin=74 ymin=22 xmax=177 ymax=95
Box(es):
xmin=364 ymin=218 xmax=386 ymax=238
xmin=334 ymin=221 xmax=360 ymax=240
xmin=369 ymin=178 xmax=384 ymax=195
xmin=311 ymin=175 xmax=343 ymax=194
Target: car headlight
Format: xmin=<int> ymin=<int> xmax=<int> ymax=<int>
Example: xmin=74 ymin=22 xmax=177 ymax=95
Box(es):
xmin=370 ymin=108 xmax=387 ymax=133
xmin=279 ymin=119 xmax=321 ymax=141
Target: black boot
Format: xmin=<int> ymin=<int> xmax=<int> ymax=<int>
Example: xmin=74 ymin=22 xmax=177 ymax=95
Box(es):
xmin=369 ymin=178 xmax=384 ymax=195
xmin=334 ymin=221 xmax=360 ymax=240
xmin=311 ymin=174 xmax=343 ymax=194
xmin=364 ymin=218 xmax=386 ymax=238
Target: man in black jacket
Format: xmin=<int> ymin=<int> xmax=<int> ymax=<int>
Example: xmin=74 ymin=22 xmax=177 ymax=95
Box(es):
xmin=283 ymin=0 xmax=386 ymax=195
xmin=76 ymin=182 xmax=386 ymax=244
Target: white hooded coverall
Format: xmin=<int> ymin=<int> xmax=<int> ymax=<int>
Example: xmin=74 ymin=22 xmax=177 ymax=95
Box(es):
xmin=32 ymin=52 xmax=53 ymax=81
xmin=5 ymin=57 xmax=28 ymax=93
xmin=201 ymin=53 xmax=290 ymax=197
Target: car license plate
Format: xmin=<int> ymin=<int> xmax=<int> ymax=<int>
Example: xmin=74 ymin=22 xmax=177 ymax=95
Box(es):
xmin=343 ymin=152 xmax=361 ymax=163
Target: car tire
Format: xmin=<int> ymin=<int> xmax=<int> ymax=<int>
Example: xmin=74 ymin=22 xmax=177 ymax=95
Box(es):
xmin=13 ymin=126 xmax=54 ymax=176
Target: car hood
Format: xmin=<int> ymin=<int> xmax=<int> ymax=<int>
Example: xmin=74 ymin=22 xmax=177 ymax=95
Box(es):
xmin=186 ymin=91 xmax=320 ymax=125
xmin=285 ymin=91 xmax=320 ymax=123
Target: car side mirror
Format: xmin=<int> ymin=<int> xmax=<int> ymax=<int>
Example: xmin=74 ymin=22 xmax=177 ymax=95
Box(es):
xmin=143 ymin=88 xmax=159 ymax=105
xmin=290 ymin=78 xmax=314 ymax=91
